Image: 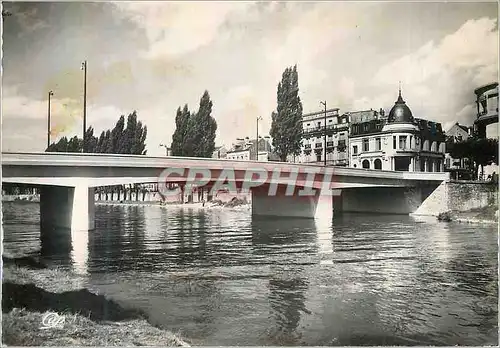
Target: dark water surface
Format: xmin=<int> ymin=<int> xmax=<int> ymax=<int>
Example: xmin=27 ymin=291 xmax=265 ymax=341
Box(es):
xmin=2 ymin=202 xmax=498 ymax=346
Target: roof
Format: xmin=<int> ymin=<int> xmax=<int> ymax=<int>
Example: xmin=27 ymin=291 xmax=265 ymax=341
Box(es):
xmin=458 ymin=124 xmax=470 ymax=133
xmin=387 ymin=90 xmax=414 ymax=123
xmin=227 ymin=148 xmax=250 ymax=154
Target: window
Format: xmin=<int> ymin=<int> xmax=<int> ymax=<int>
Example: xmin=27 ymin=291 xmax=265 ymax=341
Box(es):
xmin=393 ymin=136 xmax=396 ymax=149
xmin=431 ymin=141 xmax=436 ymax=152
xmin=316 ymin=153 xmax=322 ymax=162
xmin=306 ymin=123 xmax=310 ymax=127
xmin=362 ymin=160 xmax=370 ymax=169
xmin=363 ymin=138 xmax=369 ymax=152
xmin=399 ymin=135 xmax=407 ymax=149
xmin=353 ymin=145 xmax=358 ymax=155
xmin=416 ymin=137 xmax=420 ymax=145
xmin=376 ymin=137 xmax=381 ymax=151
xmin=374 ymin=159 xmax=382 ymax=170
xmin=329 ymin=119 xmax=333 ymax=123
xmin=317 ymin=122 xmax=321 ymax=128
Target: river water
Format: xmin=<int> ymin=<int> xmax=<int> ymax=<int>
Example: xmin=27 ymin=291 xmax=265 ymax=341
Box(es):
xmin=2 ymin=202 xmax=498 ymax=346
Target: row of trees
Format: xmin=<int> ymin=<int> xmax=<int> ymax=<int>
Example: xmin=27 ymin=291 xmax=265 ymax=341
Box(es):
xmin=447 ymin=136 xmax=498 ymax=179
xmin=45 ymin=63 xmax=303 ymax=162
xmin=42 ymin=111 xmax=148 ymax=200
xmin=46 ymin=111 xmax=147 ymax=154
xmin=170 ymin=66 xmax=304 ymax=162
xmin=170 ymin=90 xmax=218 ymax=157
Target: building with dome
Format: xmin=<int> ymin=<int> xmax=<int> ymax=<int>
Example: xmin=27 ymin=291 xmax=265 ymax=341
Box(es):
xmin=349 ymin=89 xmax=446 ymax=171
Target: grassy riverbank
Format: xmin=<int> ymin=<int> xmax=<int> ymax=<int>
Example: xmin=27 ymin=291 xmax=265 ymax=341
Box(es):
xmin=2 ymin=260 xmax=190 ymax=346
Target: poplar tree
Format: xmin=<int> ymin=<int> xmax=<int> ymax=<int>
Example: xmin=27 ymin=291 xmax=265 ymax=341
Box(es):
xmin=171 ymin=105 xmax=191 ymax=156
xmin=270 ymin=65 xmax=303 ymax=162
xmin=192 ymin=90 xmax=217 ymax=158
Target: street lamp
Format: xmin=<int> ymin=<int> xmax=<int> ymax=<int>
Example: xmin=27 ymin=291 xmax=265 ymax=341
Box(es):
xmin=320 ymin=101 xmax=327 ymax=166
xmin=81 ymin=60 xmax=87 ymax=152
xmin=47 ymin=90 xmax=54 ymax=149
xmin=159 ymin=143 xmax=170 ymax=156
xmin=256 ymin=116 xmax=263 ymax=161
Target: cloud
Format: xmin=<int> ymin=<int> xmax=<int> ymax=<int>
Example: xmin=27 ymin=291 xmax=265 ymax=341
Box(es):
xmin=2 ymin=2 xmax=497 ymax=155
xmin=14 ymin=5 xmax=50 ymax=34
xmin=113 ymin=2 xmax=254 ymax=59
xmin=2 ymin=84 xmax=132 ymax=145
xmin=371 ymin=17 xmax=498 ymax=124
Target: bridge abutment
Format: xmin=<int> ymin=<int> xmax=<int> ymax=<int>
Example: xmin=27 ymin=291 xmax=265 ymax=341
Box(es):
xmin=332 ymin=185 xmax=440 ymax=214
xmin=40 ymin=185 xmax=95 ymax=231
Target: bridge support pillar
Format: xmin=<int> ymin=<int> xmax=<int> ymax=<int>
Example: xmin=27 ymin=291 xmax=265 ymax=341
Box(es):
xmin=332 ymin=186 xmax=438 ymax=214
xmin=40 ymin=185 xmax=95 ymax=231
xmin=251 ymin=185 xmax=333 ymax=219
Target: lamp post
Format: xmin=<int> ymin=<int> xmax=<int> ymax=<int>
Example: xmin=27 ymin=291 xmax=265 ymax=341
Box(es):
xmin=256 ymin=116 xmax=262 ymax=161
xmin=320 ymin=101 xmax=327 ymax=166
xmin=81 ymin=60 xmax=87 ymax=152
xmin=47 ymin=90 xmax=54 ymax=149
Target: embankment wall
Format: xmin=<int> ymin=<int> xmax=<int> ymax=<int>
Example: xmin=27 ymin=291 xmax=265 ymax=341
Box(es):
xmin=414 ymin=182 xmax=498 ymax=216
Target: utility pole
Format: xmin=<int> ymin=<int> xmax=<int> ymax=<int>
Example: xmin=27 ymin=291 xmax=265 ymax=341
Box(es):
xmin=320 ymin=101 xmax=327 ymax=166
xmin=256 ymin=116 xmax=262 ymax=161
xmin=47 ymin=90 xmax=54 ymax=149
xmin=81 ymin=60 xmax=87 ymax=152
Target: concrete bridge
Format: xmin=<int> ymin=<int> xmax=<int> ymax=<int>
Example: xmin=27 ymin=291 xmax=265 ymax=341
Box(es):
xmin=2 ymin=152 xmax=449 ymax=231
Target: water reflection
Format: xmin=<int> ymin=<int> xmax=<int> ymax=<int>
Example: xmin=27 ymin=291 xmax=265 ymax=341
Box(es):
xmin=268 ymin=274 xmax=309 ymax=345
xmin=2 ymin=202 xmax=498 ymax=346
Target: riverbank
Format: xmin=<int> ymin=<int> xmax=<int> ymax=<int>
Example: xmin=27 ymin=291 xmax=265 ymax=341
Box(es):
xmin=2 ymin=257 xmax=190 ymax=346
xmin=97 ymin=198 xmax=251 ymax=211
xmin=2 ymin=194 xmax=40 ymax=202
xmin=437 ymin=205 xmax=498 ymax=224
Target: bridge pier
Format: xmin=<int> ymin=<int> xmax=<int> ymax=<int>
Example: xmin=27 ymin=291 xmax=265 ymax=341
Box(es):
xmin=251 ymin=185 xmax=333 ymax=219
xmin=40 ymin=185 xmax=95 ymax=231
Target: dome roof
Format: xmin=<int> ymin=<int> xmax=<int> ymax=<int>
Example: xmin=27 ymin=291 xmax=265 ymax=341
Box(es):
xmin=388 ymin=90 xmax=414 ymax=123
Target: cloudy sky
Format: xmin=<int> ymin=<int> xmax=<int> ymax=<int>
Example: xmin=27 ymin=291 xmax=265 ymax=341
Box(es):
xmin=2 ymin=1 xmax=498 ymax=155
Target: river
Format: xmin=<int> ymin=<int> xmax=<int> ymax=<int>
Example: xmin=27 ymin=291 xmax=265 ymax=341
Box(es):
xmin=2 ymin=201 xmax=498 ymax=346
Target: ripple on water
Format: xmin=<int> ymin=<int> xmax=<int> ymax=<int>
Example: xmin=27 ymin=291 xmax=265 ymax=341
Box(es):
xmin=2 ymin=203 xmax=498 ymax=346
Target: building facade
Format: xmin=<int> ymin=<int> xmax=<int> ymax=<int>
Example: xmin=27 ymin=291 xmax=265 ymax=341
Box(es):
xmin=295 ymin=108 xmax=350 ymax=165
xmin=349 ymin=91 xmax=446 ymax=172
xmin=474 ymin=82 xmax=498 ymax=138
xmin=212 ymin=145 xmax=228 ymax=159
xmin=225 ymin=136 xmax=275 ymax=161
xmin=444 ymin=122 xmax=473 ymax=177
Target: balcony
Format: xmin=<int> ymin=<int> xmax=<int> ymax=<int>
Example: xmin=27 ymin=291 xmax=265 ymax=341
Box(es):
xmin=396 ymin=146 xmax=418 ymax=153
xmin=333 ymin=159 xmax=348 ymax=166
xmin=303 ymin=124 xmax=349 ymax=136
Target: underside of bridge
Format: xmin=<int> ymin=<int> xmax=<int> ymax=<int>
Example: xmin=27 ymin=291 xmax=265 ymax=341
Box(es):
xmin=331 ymin=184 xmax=440 ymax=215
xmin=8 ymin=181 xmax=444 ymax=238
